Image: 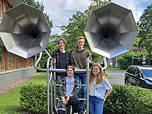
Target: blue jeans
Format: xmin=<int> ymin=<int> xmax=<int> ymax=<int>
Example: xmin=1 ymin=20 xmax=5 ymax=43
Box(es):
xmin=75 ymin=74 xmax=87 ymax=109
xmin=89 ymin=96 xmax=104 ymax=114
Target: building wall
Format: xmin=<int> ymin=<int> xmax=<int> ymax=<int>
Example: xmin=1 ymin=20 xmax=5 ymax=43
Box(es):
xmin=0 ymin=0 xmax=36 ymax=87
xmin=0 ymin=67 xmax=36 ymax=86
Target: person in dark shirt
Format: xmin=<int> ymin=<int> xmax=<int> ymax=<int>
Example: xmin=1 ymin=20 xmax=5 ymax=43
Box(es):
xmin=52 ymin=38 xmax=72 ymax=81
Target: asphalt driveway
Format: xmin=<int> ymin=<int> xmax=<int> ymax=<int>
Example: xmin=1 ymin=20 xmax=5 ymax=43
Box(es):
xmin=106 ymin=70 xmax=126 ymax=85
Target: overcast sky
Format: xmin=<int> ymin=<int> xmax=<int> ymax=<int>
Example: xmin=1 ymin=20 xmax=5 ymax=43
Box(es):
xmin=35 ymin=0 xmax=152 ymax=35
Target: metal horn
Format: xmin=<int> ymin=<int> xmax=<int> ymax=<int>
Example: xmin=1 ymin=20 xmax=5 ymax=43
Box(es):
xmin=7 ymin=0 xmax=26 ymax=7
xmin=84 ymin=2 xmax=138 ymax=58
xmin=0 ymin=3 xmax=51 ymax=58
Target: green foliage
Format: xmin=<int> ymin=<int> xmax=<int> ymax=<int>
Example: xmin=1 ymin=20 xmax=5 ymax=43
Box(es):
xmin=104 ymin=85 xmax=152 ymax=114
xmin=138 ymin=4 xmax=152 ymax=39
xmin=19 ymin=84 xmax=47 ymax=113
xmin=137 ymin=4 xmax=152 ymax=64
xmin=118 ymin=51 xmax=148 ymax=70
xmin=142 ymin=26 xmax=152 ymax=64
xmin=0 ymin=73 xmax=46 ymax=114
xmin=19 ymin=83 xmax=152 ymax=114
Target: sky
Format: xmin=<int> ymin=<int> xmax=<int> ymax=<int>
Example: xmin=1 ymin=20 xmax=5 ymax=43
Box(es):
xmin=35 ymin=0 xmax=152 ymax=35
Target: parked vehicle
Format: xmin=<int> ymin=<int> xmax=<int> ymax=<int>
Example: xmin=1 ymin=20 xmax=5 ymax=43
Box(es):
xmin=125 ymin=65 xmax=152 ymax=90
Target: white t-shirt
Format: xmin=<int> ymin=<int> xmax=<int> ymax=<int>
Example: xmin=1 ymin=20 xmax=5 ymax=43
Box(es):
xmin=65 ymin=77 xmax=75 ymax=96
xmin=89 ymin=78 xmax=112 ymax=99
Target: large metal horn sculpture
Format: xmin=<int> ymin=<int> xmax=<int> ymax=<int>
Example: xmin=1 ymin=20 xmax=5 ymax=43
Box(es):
xmin=7 ymin=0 xmax=26 ymax=7
xmin=84 ymin=2 xmax=138 ymax=58
xmin=0 ymin=3 xmax=51 ymax=58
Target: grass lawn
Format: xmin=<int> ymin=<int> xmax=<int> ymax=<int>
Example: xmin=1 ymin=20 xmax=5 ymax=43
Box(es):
xmin=0 ymin=72 xmax=46 ymax=114
xmin=106 ymin=66 xmax=125 ymax=71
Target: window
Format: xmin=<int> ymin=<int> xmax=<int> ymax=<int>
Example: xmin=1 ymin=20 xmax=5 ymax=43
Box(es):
xmin=135 ymin=68 xmax=141 ymax=78
xmin=26 ymin=57 xmax=33 ymax=67
xmin=127 ymin=66 xmax=136 ymax=75
xmin=0 ymin=47 xmax=4 ymax=71
xmin=17 ymin=56 xmax=23 ymax=68
xmin=8 ymin=53 xmax=15 ymax=70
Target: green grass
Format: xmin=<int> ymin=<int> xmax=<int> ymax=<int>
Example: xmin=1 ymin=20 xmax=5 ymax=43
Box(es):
xmin=106 ymin=66 xmax=125 ymax=71
xmin=0 ymin=72 xmax=46 ymax=114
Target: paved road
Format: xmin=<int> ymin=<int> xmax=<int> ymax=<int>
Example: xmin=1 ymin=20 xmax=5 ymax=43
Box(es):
xmin=106 ymin=70 xmax=126 ymax=85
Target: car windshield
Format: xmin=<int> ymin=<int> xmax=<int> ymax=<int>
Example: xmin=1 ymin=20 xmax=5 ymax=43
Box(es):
xmin=141 ymin=68 xmax=152 ymax=77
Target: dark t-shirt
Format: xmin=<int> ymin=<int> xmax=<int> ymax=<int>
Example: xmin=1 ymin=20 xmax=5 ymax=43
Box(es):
xmin=52 ymin=49 xmax=72 ymax=77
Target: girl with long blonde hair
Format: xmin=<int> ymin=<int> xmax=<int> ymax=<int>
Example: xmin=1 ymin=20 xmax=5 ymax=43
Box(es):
xmin=89 ymin=63 xmax=112 ymax=114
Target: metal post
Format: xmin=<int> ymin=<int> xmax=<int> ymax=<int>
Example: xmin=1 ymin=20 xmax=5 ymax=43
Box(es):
xmin=86 ymin=58 xmax=90 ymax=114
xmin=46 ymin=56 xmax=51 ymax=114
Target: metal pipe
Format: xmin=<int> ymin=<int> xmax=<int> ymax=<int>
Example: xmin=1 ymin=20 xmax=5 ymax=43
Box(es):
xmin=103 ymin=56 xmax=107 ymax=70
xmin=46 ymin=55 xmax=52 ymax=114
xmin=86 ymin=57 xmax=90 ymax=114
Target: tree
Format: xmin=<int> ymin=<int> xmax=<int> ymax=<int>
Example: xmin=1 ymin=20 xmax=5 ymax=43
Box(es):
xmin=138 ymin=4 xmax=152 ymax=39
xmin=137 ymin=4 xmax=152 ymax=64
xmin=142 ymin=26 xmax=152 ymax=64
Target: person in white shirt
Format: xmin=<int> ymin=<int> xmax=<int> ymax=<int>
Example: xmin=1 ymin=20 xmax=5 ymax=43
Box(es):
xmin=89 ymin=63 xmax=112 ymax=114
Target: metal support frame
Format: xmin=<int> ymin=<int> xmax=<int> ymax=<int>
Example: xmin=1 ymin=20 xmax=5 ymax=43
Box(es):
xmin=34 ymin=50 xmax=91 ymax=114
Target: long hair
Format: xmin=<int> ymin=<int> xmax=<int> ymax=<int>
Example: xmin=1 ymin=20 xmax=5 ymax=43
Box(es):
xmin=89 ymin=63 xmax=105 ymax=84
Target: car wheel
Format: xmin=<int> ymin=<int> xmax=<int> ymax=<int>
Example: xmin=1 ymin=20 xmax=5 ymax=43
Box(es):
xmin=125 ymin=79 xmax=129 ymax=85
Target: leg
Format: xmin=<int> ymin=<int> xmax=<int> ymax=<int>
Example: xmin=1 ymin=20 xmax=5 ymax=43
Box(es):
xmin=68 ymin=96 xmax=80 ymax=113
xmin=94 ymin=97 xmax=104 ymax=114
xmin=89 ymin=96 xmax=95 ymax=114
xmin=81 ymin=74 xmax=87 ymax=98
xmin=79 ymin=74 xmax=87 ymax=109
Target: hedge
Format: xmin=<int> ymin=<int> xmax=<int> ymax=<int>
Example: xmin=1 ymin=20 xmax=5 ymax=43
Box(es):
xmin=104 ymin=85 xmax=152 ymax=114
xmin=19 ymin=84 xmax=152 ymax=114
xmin=19 ymin=84 xmax=47 ymax=113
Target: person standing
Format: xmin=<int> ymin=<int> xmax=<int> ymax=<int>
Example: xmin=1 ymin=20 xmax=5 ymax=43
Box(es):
xmin=52 ymin=38 xmax=72 ymax=81
xmin=89 ymin=63 xmax=112 ymax=114
xmin=71 ymin=36 xmax=92 ymax=110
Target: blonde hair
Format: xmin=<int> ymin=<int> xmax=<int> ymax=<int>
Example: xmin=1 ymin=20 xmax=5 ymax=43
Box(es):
xmin=77 ymin=36 xmax=85 ymax=42
xmin=89 ymin=63 xmax=105 ymax=84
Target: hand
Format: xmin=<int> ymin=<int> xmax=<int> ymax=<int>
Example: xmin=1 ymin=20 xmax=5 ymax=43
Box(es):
xmin=61 ymin=96 xmax=67 ymax=105
xmin=104 ymin=96 xmax=107 ymax=101
xmin=65 ymin=96 xmax=70 ymax=104
xmin=52 ymin=58 xmax=56 ymax=64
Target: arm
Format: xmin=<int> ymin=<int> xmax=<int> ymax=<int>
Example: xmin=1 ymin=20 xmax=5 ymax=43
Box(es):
xmin=104 ymin=88 xmax=112 ymax=101
xmin=52 ymin=50 xmax=57 ymax=64
xmin=103 ymin=78 xmax=113 ymax=101
xmin=57 ymin=80 xmax=65 ymax=97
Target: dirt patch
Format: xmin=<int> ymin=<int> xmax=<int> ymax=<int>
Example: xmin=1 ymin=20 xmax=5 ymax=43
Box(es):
xmin=0 ymin=78 xmax=31 ymax=95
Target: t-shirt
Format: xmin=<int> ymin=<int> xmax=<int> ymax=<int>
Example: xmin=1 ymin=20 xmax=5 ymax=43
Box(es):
xmin=65 ymin=77 xmax=75 ymax=96
xmin=89 ymin=78 xmax=112 ymax=99
xmin=72 ymin=49 xmax=91 ymax=69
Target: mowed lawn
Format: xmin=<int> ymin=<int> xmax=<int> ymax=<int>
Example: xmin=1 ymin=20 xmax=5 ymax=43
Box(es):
xmin=0 ymin=72 xmax=46 ymax=114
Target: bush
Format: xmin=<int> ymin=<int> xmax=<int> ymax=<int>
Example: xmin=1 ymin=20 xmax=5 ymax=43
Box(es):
xmin=20 ymin=84 xmax=152 ymax=114
xmin=118 ymin=51 xmax=147 ymax=70
xmin=104 ymin=85 xmax=152 ymax=114
xmin=19 ymin=84 xmax=47 ymax=113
